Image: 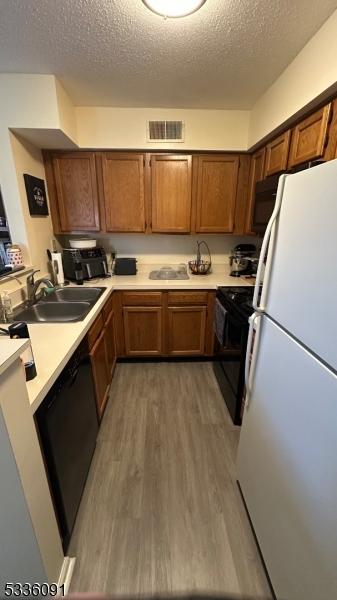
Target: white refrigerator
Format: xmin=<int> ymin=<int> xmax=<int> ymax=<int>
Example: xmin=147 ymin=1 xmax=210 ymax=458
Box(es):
xmin=237 ymin=159 xmax=337 ymax=600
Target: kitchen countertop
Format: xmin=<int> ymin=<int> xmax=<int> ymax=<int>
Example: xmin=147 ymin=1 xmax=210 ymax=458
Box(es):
xmin=4 ymin=264 xmax=254 ymax=413
xmin=108 ymin=264 xmax=255 ymax=289
xmin=0 ymin=338 xmax=29 ymax=377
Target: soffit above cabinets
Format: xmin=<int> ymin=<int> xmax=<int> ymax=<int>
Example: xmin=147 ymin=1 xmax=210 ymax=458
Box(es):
xmin=0 ymin=0 xmax=337 ymax=109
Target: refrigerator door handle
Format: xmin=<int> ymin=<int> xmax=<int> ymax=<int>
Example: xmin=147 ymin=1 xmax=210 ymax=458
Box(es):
xmin=244 ymin=312 xmax=262 ymax=409
xmin=253 ymin=174 xmax=287 ymax=312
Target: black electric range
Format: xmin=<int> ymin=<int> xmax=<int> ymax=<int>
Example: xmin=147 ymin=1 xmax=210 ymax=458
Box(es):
xmin=213 ymin=286 xmax=256 ymax=425
xmin=217 ymin=286 xmax=255 ymax=319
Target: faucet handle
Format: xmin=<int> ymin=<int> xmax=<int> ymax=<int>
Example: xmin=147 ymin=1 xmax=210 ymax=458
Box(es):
xmin=26 ymin=269 xmax=40 ymax=285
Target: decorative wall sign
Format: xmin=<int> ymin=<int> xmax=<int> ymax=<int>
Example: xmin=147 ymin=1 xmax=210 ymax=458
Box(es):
xmin=23 ymin=174 xmax=49 ymax=216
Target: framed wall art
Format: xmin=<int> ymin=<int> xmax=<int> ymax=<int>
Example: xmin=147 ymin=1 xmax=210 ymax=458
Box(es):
xmin=23 ymin=174 xmax=49 ymax=216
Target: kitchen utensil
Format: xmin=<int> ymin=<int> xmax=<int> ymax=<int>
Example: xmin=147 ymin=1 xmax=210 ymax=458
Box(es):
xmin=188 ymin=240 xmax=212 ymax=275
xmin=69 ymin=239 xmax=97 ymax=249
xmin=51 ymin=251 xmax=65 ymax=285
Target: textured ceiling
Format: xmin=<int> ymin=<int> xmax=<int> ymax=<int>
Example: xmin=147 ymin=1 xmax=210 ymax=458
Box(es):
xmin=0 ymin=0 xmax=337 ymax=109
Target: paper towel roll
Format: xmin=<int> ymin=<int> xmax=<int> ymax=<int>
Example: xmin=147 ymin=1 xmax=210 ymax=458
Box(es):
xmin=51 ymin=252 xmax=65 ymax=285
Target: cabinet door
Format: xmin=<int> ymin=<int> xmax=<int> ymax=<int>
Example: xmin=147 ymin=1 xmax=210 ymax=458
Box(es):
xmin=123 ymin=307 xmax=162 ymax=355
xmin=246 ymin=148 xmax=266 ymax=233
xmin=150 ymin=155 xmax=192 ymax=232
xmin=102 ymin=153 xmax=146 ymax=232
xmin=288 ymin=104 xmax=331 ymax=168
xmin=167 ymin=306 xmax=206 ymax=356
xmin=104 ymin=311 xmax=117 ymax=380
xmin=264 ymin=131 xmax=291 ymax=177
xmin=52 ymin=152 xmax=100 ymax=232
xmin=195 ymin=155 xmax=239 ymax=233
xmin=90 ymin=331 xmax=110 ymax=419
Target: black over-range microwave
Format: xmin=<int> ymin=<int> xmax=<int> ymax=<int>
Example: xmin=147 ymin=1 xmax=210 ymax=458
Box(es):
xmin=252 ymin=160 xmax=325 ymax=234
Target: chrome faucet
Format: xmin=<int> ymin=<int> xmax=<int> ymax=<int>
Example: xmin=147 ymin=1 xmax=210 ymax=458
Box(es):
xmin=26 ymin=269 xmax=54 ymax=306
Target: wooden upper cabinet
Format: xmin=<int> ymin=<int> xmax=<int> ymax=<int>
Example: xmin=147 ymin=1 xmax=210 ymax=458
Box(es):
xmin=52 ymin=152 xmax=100 ymax=232
xmin=264 ymin=130 xmax=291 ymax=177
xmin=102 ymin=153 xmax=146 ymax=232
xmin=195 ymin=155 xmax=239 ymax=233
xmin=288 ymin=104 xmax=332 ymax=168
xmin=246 ymin=148 xmax=266 ymax=233
xmin=150 ymin=155 xmax=192 ymax=233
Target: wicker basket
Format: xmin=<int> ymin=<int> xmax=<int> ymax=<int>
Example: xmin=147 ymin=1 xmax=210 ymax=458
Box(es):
xmin=188 ymin=260 xmax=211 ymax=275
xmin=188 ymin=241 xmax=212 ymax=275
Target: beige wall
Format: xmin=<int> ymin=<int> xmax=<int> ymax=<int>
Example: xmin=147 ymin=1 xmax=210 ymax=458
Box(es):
xmin=249 ymin=9 xmax=337 ymax=146
xmin=9 ymin=133 xmax=53 ymax=274
xmin=61 ymin=233 xmax=259 ymax=265
xmin=76 ymin=106 xmax=250 ymax=150
xmin=0 ymin=134 xmax=54 ymax=304
xmin=55 ymin=79 xmax=78 ymax=143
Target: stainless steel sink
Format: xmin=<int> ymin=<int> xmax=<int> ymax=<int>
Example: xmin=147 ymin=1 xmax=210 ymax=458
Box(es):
xmin=43 ymin=286 xmax=105 ymax=303
xmin=13 ymin=287 xmax=107 ymax=323
xmin=14 ymin=301 xmax=92 ymax=323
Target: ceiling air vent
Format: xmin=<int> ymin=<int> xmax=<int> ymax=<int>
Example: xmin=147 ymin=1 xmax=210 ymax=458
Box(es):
xmin=147 ymin=120 xmax=185 ymax=142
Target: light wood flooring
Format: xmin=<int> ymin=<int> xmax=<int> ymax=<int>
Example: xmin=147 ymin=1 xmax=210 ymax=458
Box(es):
xmin=69 ymin=362 xmax=272 ymax=599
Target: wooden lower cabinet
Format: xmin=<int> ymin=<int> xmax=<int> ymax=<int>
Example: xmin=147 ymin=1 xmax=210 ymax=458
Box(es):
xmin=115 ymin=290 xmax=215 ymax=357
xmin=90 ymin=331 xmax=110 ymax=419
xmin=123 ymin=306 xmax=162 ymax=356
xmin=88 ymin=296 xmax=117 ymax=420
xmin=167 ymin=306 xmax=207 ymax=355
xmin=104 ymin=311 xmax=117 ymax=378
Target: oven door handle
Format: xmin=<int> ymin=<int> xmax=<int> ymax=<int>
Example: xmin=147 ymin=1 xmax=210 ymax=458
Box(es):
xmin=244 ymin=311 xmax=262 ymax=409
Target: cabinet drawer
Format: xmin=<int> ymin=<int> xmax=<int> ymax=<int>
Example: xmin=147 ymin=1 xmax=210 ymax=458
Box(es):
xmin=167 ymin=291 xmax=208 ymax=305
xmin=87 ymin=313 xmax=104 ymax=349
xmin=122 ymin=291 xmax=162 ymax=306
xmin=102 ymin=294 xmax=113 ymax=322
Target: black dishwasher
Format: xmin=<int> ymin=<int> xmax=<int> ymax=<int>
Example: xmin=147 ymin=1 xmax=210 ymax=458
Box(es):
xmin=35 ymin=338 xmax=98 ymax=551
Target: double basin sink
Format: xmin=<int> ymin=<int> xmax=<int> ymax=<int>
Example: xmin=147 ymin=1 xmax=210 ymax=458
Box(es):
xmin=14 ymin=287 xmax=106 ymax=323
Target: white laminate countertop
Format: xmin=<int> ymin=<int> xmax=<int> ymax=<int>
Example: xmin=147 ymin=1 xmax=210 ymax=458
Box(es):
xmin=0 ymin=338 xmax=29 ymax=377
xmin=108 ymin=263 xmax=255 ymax=290
xmin=3 ymin=264 xmax=253 ymax=413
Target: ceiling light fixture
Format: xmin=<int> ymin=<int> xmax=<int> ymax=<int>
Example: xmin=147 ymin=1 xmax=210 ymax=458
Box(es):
xmin=142 ymin=0 xmax=207 ymax=18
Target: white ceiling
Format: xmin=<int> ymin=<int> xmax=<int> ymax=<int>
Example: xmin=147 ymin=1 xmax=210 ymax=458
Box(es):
xmin=0 ymin=0 xmax=337 ymax=109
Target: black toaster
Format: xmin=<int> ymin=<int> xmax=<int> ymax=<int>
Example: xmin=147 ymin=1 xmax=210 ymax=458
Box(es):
xmin=114 ymin=257 xmax=137 ymax=276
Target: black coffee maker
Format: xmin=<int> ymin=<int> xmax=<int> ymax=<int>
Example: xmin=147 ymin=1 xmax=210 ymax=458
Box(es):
xmin=229 ymin=244 xmax=257 ymax=277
